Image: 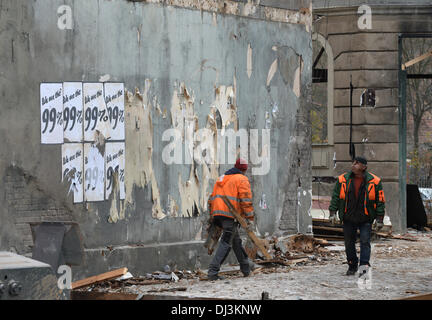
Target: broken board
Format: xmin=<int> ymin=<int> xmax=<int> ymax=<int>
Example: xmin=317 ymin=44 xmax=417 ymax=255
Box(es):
xmin=72 ymin=267 xmax=128 ymax=289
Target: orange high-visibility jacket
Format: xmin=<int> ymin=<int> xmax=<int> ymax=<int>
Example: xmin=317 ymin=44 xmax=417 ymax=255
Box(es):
xmin=329 ymin=170 xmax=385 ymax=222
xmin=208 ymin=172 xmax=254 ymax=221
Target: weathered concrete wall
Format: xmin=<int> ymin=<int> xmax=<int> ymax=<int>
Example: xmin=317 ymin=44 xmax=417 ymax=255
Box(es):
xmin=0 ymin=0 xmax=312 ymax=278
xmin=313 ymin=3 xmax=432 ymax=233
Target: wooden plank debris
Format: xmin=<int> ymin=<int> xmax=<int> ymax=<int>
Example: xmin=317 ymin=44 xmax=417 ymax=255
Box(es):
xmin=147 ymin=287 xmax=187 ymax=293
xmin=72 ymin=267 xmax=128 ymax=290
xmin=221 ymin=195 xmax=272 ymax=260
xmin=286 ymin=254 xmax=309 ymax=260
xmin=313 ymin=225 xmax=344 ymax=233
xmin=288 ymin=234 xmax=320 ymax=253
xmin=390 ymin=234 xmax=418 ymax=242
xmin=313 ymin=238 xmax=332 ymax=246
xmin=119 ymin=279 xmax=170 ymax=286
xmin=399 ymin=292 xmax=432 ymax=300
xmin=312 ymin=218 xmax=395 ymax=240
xmin=255 ymin=259 xmax=291 ymax=267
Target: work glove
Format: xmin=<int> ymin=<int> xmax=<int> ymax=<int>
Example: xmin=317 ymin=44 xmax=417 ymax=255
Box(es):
xmin=328 ymin=210 xmax=338 ymax=225
xmin=373 ymin=216 xmax=384 ymax=231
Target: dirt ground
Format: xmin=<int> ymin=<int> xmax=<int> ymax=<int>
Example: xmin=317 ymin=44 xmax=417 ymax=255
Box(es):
xmin=117 ymin=230 xmax=432 ymax=300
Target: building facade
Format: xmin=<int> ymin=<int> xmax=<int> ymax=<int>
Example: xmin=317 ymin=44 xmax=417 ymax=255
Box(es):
xmin=312 ymin=0 xmax=432 ymax=232
xmin=0 ymin=0 xmax=313 ymax=279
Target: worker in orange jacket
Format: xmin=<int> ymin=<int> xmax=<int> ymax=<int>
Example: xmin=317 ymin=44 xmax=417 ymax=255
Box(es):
xmin=207 ymin=158 xmax=255 ymax=281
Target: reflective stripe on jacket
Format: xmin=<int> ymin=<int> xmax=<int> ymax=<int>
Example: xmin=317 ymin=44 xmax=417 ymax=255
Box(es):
xmin=208 ymin=172 xmax=254 ymax=221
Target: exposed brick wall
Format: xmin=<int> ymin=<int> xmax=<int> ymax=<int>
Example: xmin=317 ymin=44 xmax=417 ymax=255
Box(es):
xmin=4 ymin=166 xmax=73 ymax=254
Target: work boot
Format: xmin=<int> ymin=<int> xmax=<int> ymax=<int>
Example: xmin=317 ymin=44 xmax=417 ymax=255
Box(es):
xmin=208 ymin=274 xmax=225 ymax=281
xmin=346 ymin=264 xmax=358 ymax=276
xmin=242 ymin=271 xmax=250 ymax=277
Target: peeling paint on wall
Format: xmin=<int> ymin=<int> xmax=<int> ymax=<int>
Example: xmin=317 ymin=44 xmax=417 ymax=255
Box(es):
xmin=212 ymin=12 xmax=217 ymax=26
xmin=247 ymin=43 xmax=253 ymax=79
xmin=223 ymin=1 xmax=239 ymax=16
xmin=166 ymin=80 xmax=240 ymax=218
xmin=263 ymin=5 xmax=312 ymax=30
xmin=178 ymin=164 xmax=201 ymax=217
xmin=212 ymin=85 xmax=237 ymax=136
xmin=108 ymin=171 xmax=125 ymax=223
xmin=132 ymin=0 xmax=312 ymax=28
xmin=171 ymin=84 xmax=202 ymax=217
xmin=118 ymin=79 xmax=237 ymax=222
xmin=242 ymin=0 xmax=258 ymax=17
xmin=293 ymin=55 xmax=303 ymax=98
xmin=167 ymin=194 xmax=179 ymax=217
xmin=266 ymin=59 xmax=278 ymax=87
xmin=124 ymin=84 xmax=166 ymax=220
xmin=171 ymin=82 xmax=197 ymax=145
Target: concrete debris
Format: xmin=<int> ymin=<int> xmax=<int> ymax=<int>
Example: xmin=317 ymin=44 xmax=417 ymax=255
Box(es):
xmin=274 ymin=240 xmax=288 ymax=255
xmin=69 ymin=229 xmax=432 ymax=300
xmin=145 ymin=271 xmax=181 ymax=281
xmin=171 ymin=272 xmax=180 ymax=282
xmin=115 ymin=272 xmax=133 ymax=281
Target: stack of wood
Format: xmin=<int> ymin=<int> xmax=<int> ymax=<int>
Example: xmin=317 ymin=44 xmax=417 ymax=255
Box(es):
xmin=312 ymin=218 xmax=395 ymax=240
xmin=312 ymin=218 xmax=345 ymax=241
xmin=312 ymin=218 xmax=421 ymax=242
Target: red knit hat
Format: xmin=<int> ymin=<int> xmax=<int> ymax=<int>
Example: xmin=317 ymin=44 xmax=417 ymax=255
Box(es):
xmin=235 ymin=158 xmax=248 ymax=171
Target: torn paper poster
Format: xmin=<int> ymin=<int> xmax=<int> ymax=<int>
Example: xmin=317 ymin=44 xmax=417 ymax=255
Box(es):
xmin=104 ymin=83 xmax=125 ymax=141
xmin=105 ymin=142 xmax=125 ymax=200
xmin=63 ymin=82 xmax=83 ymax=143
xmin=62 ymin=143 xmax=84 ymax=203
xmin=84 ymin=142 xmax=105 ymax=202
xmin=40 ymin=83 xmax=63 ymax=144
xmin=83 ymin=83 xmax=110 ymax=141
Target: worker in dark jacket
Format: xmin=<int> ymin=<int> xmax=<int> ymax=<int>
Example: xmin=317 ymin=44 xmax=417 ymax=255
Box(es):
xmin=329 ymin=156 xmax=386 ymax=275
xmin=207 ymin=158 xmax=254 ymax=281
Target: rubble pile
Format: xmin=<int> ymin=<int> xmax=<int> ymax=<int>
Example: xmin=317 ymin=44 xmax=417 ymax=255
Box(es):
xmin=73 ymin=234 xmax=344 ymax=295
xmin=71 ymin=228 xmax=432 ymax=299
xmin=73 ymin=268 xmax=199 ymax=294
xmin=373 ymin=228 xmax=432 ymax=259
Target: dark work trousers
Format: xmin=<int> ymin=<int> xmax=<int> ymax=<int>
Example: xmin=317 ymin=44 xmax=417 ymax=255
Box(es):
xmin=208 ymin=216 xmax=250 ymax=277
xmin=343 ymin=221 xmax=372 ymax=267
